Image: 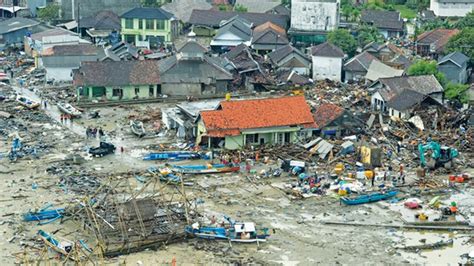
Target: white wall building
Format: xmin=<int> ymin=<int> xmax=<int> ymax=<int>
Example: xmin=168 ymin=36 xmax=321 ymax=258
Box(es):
xmin=430 ymin=0 xmax=474 ymax=17
xmin=310 ymin=42 xmax=345 ymax=82
xmin=290 ymin=0 xmax=340 ymax=32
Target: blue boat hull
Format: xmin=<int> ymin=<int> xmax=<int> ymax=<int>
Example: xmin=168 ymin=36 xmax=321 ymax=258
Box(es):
xmin=24 ymin=208 xmax=65 ymax=221
xmin=143 ymin=152 xmax=202 ymax=161
xmin=341 ymin=190 xmax=398 ymax=205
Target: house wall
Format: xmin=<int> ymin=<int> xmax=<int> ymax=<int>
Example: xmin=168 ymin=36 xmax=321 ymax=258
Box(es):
xmin=344 ymin=70 xmax=367 ymax=82
xmin=438 ymin=61 xmax=467 ymax=84
xmin=371 ymin=91 xmax=387 ymax=112
xmin=388 ymin=107 xmax=409 ymax=119
xmin=278 ymin=54 xmax=311 ymax=75
xmin=77 ymin=84 xmax=158 ymax=101
xmin=1 ymin=28 xmax=30 ymax=46
xmin=162 ymin=83 xmax=203 ymax=96
xmin=290 ymin=0 xmax=340 ymax=31
xmin=41 ymin=54 xmax=100 ymax=81
xmin=225 ymin=135 xmax=244 ymax=150
xmin=193 ymin=26 xmax=216 ymax=37
xmin=121 ymin=17 xmax=172 ymax=44
xmin=312 ymin=55 xmax=342 ymax=81
xmin=430 ymin=0 xmax=474 ymax=17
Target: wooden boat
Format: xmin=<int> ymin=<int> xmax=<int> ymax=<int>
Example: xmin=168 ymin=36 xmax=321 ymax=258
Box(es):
xmin=23 ymin=208 xmax=65 ymax=221
xmin=340 ymin=190 xmax=398 ymax=205
xmin=37 ymin=230 xmax=77 ymax=260
xmin=172 ymin=163 xmax=240 ymax=175
xmin=57 ymin=102 xmax=82 ymax=117
xmin=185 ymin=217 xmax=269 ymax=243
xmin=16 ymin=95 xmax=39 ymax=109
xmin=130 ymin=120 xmax=145 ymax=137
xmin=143 ymin=151 xmax=204 ymax=161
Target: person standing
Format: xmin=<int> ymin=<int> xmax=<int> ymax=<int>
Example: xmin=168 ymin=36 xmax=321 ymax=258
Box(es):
xmin=43 ymin=100 xmax=47 ymax=109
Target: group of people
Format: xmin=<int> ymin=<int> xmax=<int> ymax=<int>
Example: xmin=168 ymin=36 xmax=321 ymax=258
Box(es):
xmin=86 ymin=127 xmax=104 ymax=139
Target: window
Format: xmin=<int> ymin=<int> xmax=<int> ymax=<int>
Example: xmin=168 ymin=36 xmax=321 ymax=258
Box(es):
xmin=125 ymin=18 xmax=133 ymax=29
xmin=112 ymin=88 xmax=122 ymax=97
xmin=124 ymin=34 xmax=135 ymax=44
xmin=245 ymin=134 xmax=258 ymax=144
xmin=277 ymin=133 xmax=284 ymax=144
xmin=149 ymin=85 xmax=154 ymax=97
xmin=146 ymin=19 xmax=154 ymax=30
xmin=138 ymin=19 xmax=143 ymax=29
xmin=92 ymin=87 xmax=106 ymax=97
xmin=138 ymin=35 xmax=143 ymax=41
xmin=135 ymin=87 xmax=140 ymax=95
xmin=157 ymin=84 xmax=162 ymax=94
xmin=156 ymin=20 xmax=165 ymax=30
xmin=284 ymin=132 xmax=291 ymax=143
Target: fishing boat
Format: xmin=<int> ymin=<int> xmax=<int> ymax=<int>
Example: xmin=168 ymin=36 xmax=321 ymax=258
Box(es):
xmin=172 ymin=163 xmax=240 ymax=175
xmin=340 ymin=190 xmax=398 ymax=205
xmin=130 ymin=120 xmax=145 ymax=137
xmin=185 ymin=216 xmax=269 ymax=243
xmin=38 ymin=230 xmax=77 ymax=260
xmin=57 ymin=102 xmax=82 ymax=117
xmin=143 ymin=151 xmax=204 ymax=161
xmin=16 ymin=95 xmax=39 ymax=109
xmin=23 ymin=208 xmax=65 ymax=222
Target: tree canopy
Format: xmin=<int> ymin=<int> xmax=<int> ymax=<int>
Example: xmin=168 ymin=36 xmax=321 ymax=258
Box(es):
xmin=357 ymin=26 xmax=384 ymax=47
xmin=455 ymin=10 xmax=474 ymax=28
xmin=407 ymin=60 xmax=446 ymax=87
xmin=234 ymin=4 xmax=248 ymax=12
xmin=37 ymin=4 xmax=59 ymax=21
xmin=445 ymin=27 xmax=474 ymax=62
xmin=445 ymin=83 xmax=470 ymax=104
xmin=327 ymin=29 xmax=357 ymax=56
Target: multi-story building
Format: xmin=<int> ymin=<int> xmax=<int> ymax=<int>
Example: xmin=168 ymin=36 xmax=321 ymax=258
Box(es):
xmin=120 ymin=7 xmax=178 ymax=47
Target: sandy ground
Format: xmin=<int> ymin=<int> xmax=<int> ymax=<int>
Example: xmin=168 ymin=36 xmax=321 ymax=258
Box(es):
xmin=0 ymin=85 xmax=473 ymax=265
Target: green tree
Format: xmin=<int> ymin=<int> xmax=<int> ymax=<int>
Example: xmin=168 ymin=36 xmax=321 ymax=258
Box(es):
xmin=141 ymin=0 xmax=170 ymax=7
xmin=342 ymin=6 xmax=353 ymax=21
xmin=234 ymin=4 xmax=248 ymax=12
xmin=327 ymin=29 xmax=357 ymax=56
xmin=357 ymin=25 xmax=384 ymax=47
xmin=454 ymin=10 xmax=474 ymax=28
xmin=37 ymin=4 xmax=59 ymax=21
xmin=407 ymin=60 xmax=446 ymax=87
xmin=351 ymin=8 xmax=361 ymax=22
xmin=445 ymin=83 xmax=470 ymax=103
xmin=445 ymin=27 xmax=474 ymax=62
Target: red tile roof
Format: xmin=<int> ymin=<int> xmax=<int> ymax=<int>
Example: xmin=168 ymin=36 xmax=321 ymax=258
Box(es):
xmin=201 ymin=96 xmax=316 ymax=137
xmin=313 ymin=103 xmax=344 ymax=129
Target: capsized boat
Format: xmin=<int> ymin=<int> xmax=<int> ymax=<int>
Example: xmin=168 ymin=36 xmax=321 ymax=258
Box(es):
xmin=185 ymin=216 xmax=270 ymax=243
xmin=340 ymin=190 xmax=398 ymax=205
xmin=130 ymin=120 xmax=145 ymax=137
xmin=172 ymin=163 xmax=240 ymax=174
xmin=143 ymin=151 xmax=204 ymax=161
xmin=16 ymin=95 xmax=39 ymax=109
xmin=57 ymin=102 xmax=82 ymax=117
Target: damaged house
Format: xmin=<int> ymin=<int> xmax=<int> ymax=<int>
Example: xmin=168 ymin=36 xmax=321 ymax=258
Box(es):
xmin=73 ymin=60 xmax=161 ymax=102
xmin=159 ymin=40 xmax=233 ymax=95
xmin=196 ymin=96 xmax=316 ymax=150
xmin=223 ymin=43 xmax=273 ymax=91
xmin=416 ymin=28 xmax=459 ymax=59
xmin=370 ymin=75 xmax=444 ymax=119
xmin=313 ymin=103 xmax=363 ymax=137
xmin=343 ymin=51 xmax=379 ymax=82
xmin=162 ymin=99 xmax=221 ymax=140
xmin=267 ymin=44 xmax=312 ymax=76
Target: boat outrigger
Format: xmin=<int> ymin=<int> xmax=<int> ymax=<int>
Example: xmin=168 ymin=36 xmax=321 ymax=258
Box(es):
xmin=37 ymin=230 xmax=78 ymax=261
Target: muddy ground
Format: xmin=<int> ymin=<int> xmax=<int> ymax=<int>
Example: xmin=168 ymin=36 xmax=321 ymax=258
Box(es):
xmin=0 ymin=84 xmax=473 ymax=265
